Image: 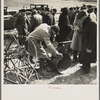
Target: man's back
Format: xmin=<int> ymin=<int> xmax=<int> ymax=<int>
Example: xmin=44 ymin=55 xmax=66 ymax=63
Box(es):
xmin=27 ymin=24 xmax=51 ymax=43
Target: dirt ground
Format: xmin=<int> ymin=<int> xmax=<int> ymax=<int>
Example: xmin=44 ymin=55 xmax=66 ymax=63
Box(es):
xmin=29 ymin=62 xmax=97 ymax=84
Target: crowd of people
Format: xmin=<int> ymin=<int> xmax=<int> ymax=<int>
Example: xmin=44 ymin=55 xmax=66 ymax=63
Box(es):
xmin=14 ymin=4 xmax=97 ymax=76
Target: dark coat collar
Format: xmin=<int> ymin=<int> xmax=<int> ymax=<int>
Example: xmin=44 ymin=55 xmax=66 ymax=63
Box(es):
xmin=82 ymin=16 xmax=91 ymax=27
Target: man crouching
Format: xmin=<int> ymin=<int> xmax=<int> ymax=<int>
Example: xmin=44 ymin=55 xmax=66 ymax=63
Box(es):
xmin=25 ymin=23 xmax=63 ymax=76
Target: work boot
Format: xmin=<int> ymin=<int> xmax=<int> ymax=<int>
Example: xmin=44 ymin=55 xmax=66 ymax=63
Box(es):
xmin=38 ymin=58 xmax=51 ymax=76
xmin=45 ymin=59 xmax=56 ymax=72
xmin=80 ymin=63 xmax=90 ymax=74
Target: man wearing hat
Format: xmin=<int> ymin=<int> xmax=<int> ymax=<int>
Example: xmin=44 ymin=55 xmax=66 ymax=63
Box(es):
xmin=25 ymin=23 xmax=63 ymax=76
xmin=78 ymin=10 xmax=97 ymax=74
xmin=15 ymin=9 xmax=26 ymax=45
xmin=25 ymin=11 xmax=32 ymax=34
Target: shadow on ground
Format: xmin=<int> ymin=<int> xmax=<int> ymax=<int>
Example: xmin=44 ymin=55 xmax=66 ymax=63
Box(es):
xmin=30 ymin=63 xmax=97 ymax=84
xmin=50 ymin=66 xmax=97 ymax=84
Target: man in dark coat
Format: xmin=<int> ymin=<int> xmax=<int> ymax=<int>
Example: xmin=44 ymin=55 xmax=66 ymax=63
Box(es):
xmin=56 ymin=7 xmax=73 ymax=42
xmin=29 ymin=10 xmax=43 ymax=33
xmin=15 ymin=9 xmax=26 ymax=45
xmin=44 ymin=8 xmax=54 ymax=26
xmin=79 ymin=11 xmax=97 ymax=74
xmin=52 ymin=8 xmax=57 ymax=25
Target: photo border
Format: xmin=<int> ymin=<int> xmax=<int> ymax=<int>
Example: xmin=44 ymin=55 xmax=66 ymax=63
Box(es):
xmin=1 ymin=0 xmax=99 ymax=100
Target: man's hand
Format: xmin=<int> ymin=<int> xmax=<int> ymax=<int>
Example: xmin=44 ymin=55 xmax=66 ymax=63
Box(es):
xmin=86 ymin=48 xmax=92 ymax=53
xmin=74 ymin=25 xmax=79 ymax=31
xmin=48 ymin=44 xmax=63 ymax=59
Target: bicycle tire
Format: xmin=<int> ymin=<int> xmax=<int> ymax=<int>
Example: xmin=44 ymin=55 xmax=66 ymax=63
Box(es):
xmin=4 ymin=38 xmax=15 ymax=53
xmin=4 ymin=50 xmax=39 ymax=84
xmin=4 ymin=70 xmax=30 ymax=84
xmin=4 ymin=35 xmax=39 ymax=84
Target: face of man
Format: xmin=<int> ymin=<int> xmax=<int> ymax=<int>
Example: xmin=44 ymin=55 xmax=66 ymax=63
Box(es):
xmin=80 ymin=15 xmax=87 ymax=23
xmin=51 ymin=29 xmax=56 ymax=37
xmin=52 ymin=11 xmax=56 ymax=15
xmin=21 ymin=12 xmax=25 ymax=16
xmin=52 ymin=29 xmax=59 ymax=36
xmin=50 ymin=29 xmax=56 ymax=41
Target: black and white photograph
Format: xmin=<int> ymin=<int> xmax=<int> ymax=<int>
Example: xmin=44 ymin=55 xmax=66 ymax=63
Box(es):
xmin=2 ymin=0 xmax=99 ymax=99
xmin=3 ymin=0 xmax=98 ymax=85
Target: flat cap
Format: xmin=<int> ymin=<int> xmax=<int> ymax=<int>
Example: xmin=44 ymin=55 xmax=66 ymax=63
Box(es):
xmin=51 ymin=25 xmax=60 ymax=34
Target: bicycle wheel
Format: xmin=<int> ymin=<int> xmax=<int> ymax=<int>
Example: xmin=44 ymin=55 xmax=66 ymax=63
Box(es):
xmin=4 ymin=35 xmax=39 ymax=84
xmin=4 ymin=70 xmax=19 ymax=84
xmin=4 ymin=70 xmax=30 ymax=84
xmin=4 ymin=48 xmax=40 ymax=84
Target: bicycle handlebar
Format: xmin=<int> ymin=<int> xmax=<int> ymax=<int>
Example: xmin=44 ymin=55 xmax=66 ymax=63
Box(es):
xmin=59 ymin=40 xmax=72 ymax=44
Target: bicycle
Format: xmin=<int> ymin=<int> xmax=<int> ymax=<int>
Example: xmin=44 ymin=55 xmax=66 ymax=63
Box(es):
xmin=4 ymin=30 xmax=39 ymax=84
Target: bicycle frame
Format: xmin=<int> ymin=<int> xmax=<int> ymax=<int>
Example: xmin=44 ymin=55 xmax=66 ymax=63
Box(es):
xmin=4 ymin=33 xmax=39 ymax=84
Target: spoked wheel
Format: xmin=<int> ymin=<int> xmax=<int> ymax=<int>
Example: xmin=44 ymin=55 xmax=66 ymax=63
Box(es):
xmin=4 ymin=48 xmax=40 ymax=84
xmin=4 ymin=55 xmax=31 ymax=84
xmin=4 ymin=35 xmax=40 ymax=84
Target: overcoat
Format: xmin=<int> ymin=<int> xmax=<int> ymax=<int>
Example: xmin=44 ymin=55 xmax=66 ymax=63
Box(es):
xmin=29 ymin=14 xmax=42 ymax=32
xmin=56 ymin=13 xmax=72 ymax=42
xmin=79 ymin=16 xmax=97 ymax=63
xmin=15 ymin=13 xmax=26 ymax=36
xmin=47 ymin=13 xmax=54 ymax=25
xmin=15 ymin=13 xmax=26 ymax=45
xmin=70 ymin=14 xmax=82 ymax=51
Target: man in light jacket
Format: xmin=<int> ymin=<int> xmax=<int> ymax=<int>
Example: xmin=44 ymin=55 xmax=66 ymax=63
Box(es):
xmin=25 ymin=23 xmax=63 ymax=76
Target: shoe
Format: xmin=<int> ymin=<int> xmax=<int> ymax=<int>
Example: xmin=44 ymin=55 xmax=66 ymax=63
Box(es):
xmin=38 ymin=68 xmax=56 ymax=78
xmin=80 ymin=66 xmax=90 ymax=74
xmin=45 ymin=66 xmax=55 ymax=72
xmin=83 ymin=70 xmax=90 ymax=74
xmin=38 ymin=68 xmax=50 ymax=75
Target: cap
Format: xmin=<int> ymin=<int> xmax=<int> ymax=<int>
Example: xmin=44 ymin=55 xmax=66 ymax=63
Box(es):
xmin=61 ymin=7 xmax=68 ymax=14
xmin=77 ymin=10 xmax=88 ymax=19
xmin=52 ymin=8 xmax=57 ymax=12
xmin=87 ymin=7 xmax=94 ymax=13
xmin=19 ymin=9 xmax=26 ymax=12
xmin=51 ymin=25 xmax=60 ymax=34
